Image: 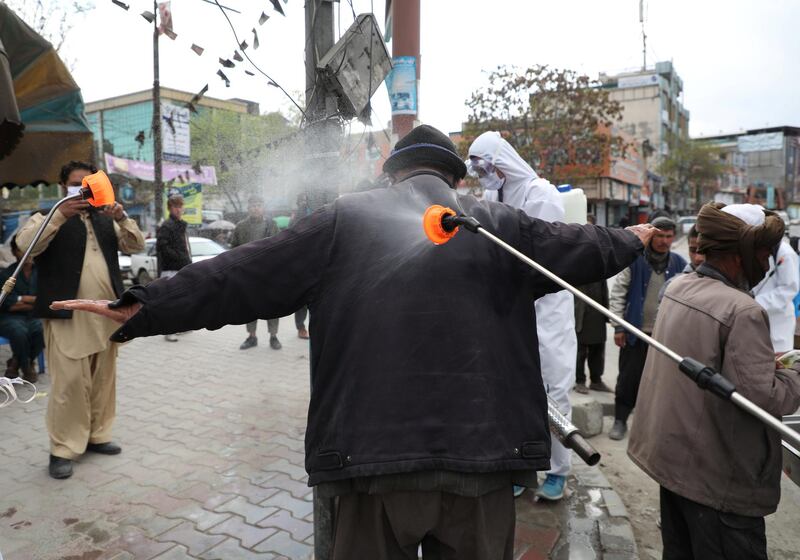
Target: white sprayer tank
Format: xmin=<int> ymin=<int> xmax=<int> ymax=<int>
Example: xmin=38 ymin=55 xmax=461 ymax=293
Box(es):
xmin=557 ymin=185 xmax=588 ymax=225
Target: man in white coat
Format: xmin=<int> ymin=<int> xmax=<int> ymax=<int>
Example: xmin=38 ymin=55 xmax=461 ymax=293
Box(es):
xmin=468 ymin=131 xmax=576 ymax=501
xmin=753 ymin=239 xmax=800 ymax=353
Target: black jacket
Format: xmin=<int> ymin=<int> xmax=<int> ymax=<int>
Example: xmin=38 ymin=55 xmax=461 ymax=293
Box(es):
xmin=156 ymin=216 xmax=191 ymax=273
xmin=35 ymin=212 xmax=124 ymax=319
xmin=112 ymin=172 xmax=642 ymax=485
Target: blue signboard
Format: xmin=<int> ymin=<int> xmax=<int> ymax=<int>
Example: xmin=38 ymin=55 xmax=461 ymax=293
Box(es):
xmin=386 ymin=56 xmax=417 ymax=115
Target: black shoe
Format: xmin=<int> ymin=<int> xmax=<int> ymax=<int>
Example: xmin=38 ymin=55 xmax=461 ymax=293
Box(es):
xmin=49 ymin=455 xmax=73 ymax=479
xmin=589 ymin=381 xmax=613 ymax=393
xmin=239 ymin=336 xmax=258 ymax=350
xmin=86 ymin=442 xmax=122 ymax=455
xmin=609 ymin=420 xmax=627 ymax=441
xmin=269 ymin=336 xmax=282 ymax=350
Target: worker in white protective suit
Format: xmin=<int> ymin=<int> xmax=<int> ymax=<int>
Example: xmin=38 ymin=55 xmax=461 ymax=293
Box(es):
xmin=753 ymin=239 xmax=800 ymax=353
xmin=467 ymin=131 xmax=576 ymax=501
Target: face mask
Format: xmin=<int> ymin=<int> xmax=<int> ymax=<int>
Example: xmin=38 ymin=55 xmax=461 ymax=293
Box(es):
xmin=479 ymin=171 xmax=505 ymax=191
xmin=67 ymin=186 xmax=82 ymax=197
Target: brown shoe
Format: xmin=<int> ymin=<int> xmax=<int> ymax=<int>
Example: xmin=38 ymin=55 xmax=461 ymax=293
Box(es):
xmin=589 ymin=382 xmax=614 ymax=393
xmin=574 ymin=383 xmax=589 ymax=394
xmin=297 ymin=328 xmax=309 ymax=339
xmin=5 ymin=357 xmax=19 ymax=379
xmin=22 ymin=363 xmax=37 ymax=384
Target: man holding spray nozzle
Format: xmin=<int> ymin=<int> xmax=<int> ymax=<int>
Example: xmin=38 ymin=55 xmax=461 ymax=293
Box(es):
xmin=467 ymin=131 xmax=577 ymax=502
xmin=16 ymin=160 xmax=144 ymax=480
xmin=51 ymin=126 xmax=653 ymax=558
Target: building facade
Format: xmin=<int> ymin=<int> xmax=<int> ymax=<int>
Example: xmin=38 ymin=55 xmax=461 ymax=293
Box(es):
xmin=599 ymin=61 xmax=690 ymax=202
xmin=697 ymin=126 xmax=800 ymax=213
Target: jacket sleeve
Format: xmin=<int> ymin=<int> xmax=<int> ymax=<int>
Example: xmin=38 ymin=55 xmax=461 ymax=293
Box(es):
xmin=517 ymin=214 xmax=643 ymax=298
xmin=724 ymin=304 xmax=800 ymax=417
xmin=15 ymin=211 xmax=68 ymax=257
xmin=607 ymin=265 xmax=631 ymax=330
xmin=754 ymin=245 xmax=800 ymax=317
xmin=111 ymin=206 xmax=335 ymax=341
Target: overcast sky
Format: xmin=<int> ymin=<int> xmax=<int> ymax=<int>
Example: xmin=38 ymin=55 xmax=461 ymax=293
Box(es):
xmin=63 ymin=0 xmax=799 ymax=139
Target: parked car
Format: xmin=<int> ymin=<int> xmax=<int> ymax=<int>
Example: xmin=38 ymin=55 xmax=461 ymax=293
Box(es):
xmin=130 ymin=236 xmax=227 ymax=285
xmin=677 ymin=215 xmax=696 ymax=235
xmin=118 ymin=251 xmax=133 ymax=284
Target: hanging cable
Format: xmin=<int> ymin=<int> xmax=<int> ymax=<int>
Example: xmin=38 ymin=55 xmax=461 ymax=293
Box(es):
xmin=211 ymin=0 xmax=306 ymax=117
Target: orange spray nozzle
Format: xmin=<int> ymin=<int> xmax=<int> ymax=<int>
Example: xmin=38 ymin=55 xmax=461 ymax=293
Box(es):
xmin=423 ymin=205 xmax=459 ymax=245
xmin=81 ymin=170 xmax=115 ymax=207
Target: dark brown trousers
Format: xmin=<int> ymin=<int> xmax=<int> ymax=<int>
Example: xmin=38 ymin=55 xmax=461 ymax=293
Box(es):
xmin=331 ymin=486 xmax=515 ymax=560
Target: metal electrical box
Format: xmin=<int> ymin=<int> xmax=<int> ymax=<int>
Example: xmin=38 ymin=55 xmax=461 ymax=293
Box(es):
xmin=317 ymin=13 xmax=392 ymax=120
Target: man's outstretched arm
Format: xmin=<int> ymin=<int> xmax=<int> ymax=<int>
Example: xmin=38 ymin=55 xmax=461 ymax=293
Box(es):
xmin=53 ymin=207 xmax=336 ymax=341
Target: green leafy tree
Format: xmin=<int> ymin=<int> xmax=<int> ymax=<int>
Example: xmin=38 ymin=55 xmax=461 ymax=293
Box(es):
xmin=659 ymin=138 xmax=723 ymax=211
xmin=463 ymin=65 xmax=627 ymax=185
xmin=190 ymin=109 xmax=294 ymax=212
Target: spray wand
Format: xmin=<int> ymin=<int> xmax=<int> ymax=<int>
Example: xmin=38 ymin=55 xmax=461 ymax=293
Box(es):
xmin=0 ymin=171 xmax=116 ymax=308
xmin=422 ymin=204 xmax=800 ymax=458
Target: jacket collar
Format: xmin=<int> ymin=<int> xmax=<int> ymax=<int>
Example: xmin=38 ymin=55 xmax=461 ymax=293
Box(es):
xmin=695 ymin=262 xmax=749 ymax=294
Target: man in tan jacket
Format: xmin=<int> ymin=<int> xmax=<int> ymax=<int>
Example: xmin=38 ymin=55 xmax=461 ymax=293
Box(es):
xmin=628 ymin=202 xmax=800 ymax=559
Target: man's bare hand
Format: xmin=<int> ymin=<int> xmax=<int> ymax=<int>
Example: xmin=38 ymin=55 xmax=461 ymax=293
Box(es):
xmin=59 ymin=199 xmax=92 ymax=218
xmin=100 ymin=202 xmax=126 ymax=221
xmin=626 ymin=223 xmax=656 ymax=247
xmin=50 ymin=299 xmax=142 ymax=324
xmin=614 ymin=332 xmax=626 ymax=348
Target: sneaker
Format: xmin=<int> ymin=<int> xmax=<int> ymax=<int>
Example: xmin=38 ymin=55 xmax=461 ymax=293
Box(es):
xmin=535 ymin=474 xmax=566 ymax=501
xmin=574 ymin=383 xmax=589 ymax=394
xmin=164 ymin=334 xmax=178 ymax=342
xmin=239 ymin=336 xmax=258 ymax=350
xmin=269 ymin=336 xmax=282 ymax=350
xmin=513 ymin=485 xmax=526 ymax=498
xmin=609 ymin=420 xmax=627 ymax=441
xmin=589 ymin=381 xmax=613 ymax=393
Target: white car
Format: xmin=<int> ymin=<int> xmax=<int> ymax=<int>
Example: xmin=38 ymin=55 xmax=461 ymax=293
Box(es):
xmin=677 ymin=215 xmax=696 ymax=235
xmin=130 ymin=236 xmax=226 ymax=285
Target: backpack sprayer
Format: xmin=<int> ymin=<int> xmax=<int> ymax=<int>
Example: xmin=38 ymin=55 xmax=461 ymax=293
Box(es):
xmin=0 ymin=170 xmax=116 ymax=308
xmin=422 ymin=204 xmax=800 ymax=465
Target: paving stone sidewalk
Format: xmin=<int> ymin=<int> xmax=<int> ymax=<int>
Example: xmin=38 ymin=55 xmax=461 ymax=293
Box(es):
xmin=0 ymin=322 xmax=635 ymax=559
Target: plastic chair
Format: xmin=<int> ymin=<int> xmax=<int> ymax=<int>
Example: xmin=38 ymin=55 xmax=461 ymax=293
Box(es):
xmin=0 ymin=336 xmax=45 ymax=374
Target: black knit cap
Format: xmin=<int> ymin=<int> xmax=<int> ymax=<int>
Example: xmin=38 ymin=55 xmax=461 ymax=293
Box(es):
xmin=382 ymin=124 xmax=467 ymax=181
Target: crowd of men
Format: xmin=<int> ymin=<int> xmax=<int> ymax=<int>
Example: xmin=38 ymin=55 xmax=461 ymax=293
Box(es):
xmin=6 ymin=122 xmax=800 ymax=558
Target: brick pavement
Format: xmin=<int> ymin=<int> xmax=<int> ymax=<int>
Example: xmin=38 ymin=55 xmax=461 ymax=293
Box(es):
xmin=0 ymin=321 xmax=635 ymax=559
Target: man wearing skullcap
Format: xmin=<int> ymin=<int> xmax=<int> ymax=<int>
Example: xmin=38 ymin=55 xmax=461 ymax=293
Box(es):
xmin=608 ymin=216 xmax=686 ymax=440
xmin=52 ymin=125 xmax=656 ymax=558
xmin=629 ymin=203 xmax=800 ymax=559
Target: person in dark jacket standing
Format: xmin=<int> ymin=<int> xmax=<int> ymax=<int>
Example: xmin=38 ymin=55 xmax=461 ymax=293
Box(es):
xmin=156 ymin=194 xmax=192 ymax=342
xmin=53 ymin=126 xmax=652 ymax=559
xmin=608 ymin=216 xmax=686 ymax=440
xmin=17 ymin=160 xmax=144 ymax=479
xmin=573 ymin=280 xmax=610 ymax=394
xmin=0 ymin=236 xmax=44 ymax=383
xmin=230 ymin=194 xmax=282 ymax=350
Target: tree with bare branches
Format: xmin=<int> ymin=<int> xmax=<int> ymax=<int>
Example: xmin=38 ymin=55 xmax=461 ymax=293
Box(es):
xmin=2 ymin=0 xmax=93 ymax=67
xmin=463 ymin=65 xmax=628 ymax=185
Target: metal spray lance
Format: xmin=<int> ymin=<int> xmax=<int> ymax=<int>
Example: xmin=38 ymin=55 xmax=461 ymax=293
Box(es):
xmin=0 ymin=170 xmax=116 ymax=307
xmin=421 ymin=204 xmax=800 ymax=456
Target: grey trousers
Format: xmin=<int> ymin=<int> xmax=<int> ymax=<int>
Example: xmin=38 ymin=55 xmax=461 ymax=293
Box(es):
xmin=246 ymin=319 xmax=279 ymax=336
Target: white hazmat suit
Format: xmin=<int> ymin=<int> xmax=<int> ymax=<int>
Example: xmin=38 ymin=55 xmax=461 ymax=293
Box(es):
xmin=468 ymin=131 xmax=576 ymax=477
xmin=753 ymin=241 xmax=800 ymax=353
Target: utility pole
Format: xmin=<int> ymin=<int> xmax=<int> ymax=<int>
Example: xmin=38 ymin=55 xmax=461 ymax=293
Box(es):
xmin=639 ymin=0 xmax=647 ymax=71
xmin=391 ymin=0 xmax=420 ymax=139
xmin=152 ymin=0 xmax=164 ymax=226
xmin=305 ymin=3 xmax=337 ymax=558
xmin=304 ymin=0 xmax=340 ymax=211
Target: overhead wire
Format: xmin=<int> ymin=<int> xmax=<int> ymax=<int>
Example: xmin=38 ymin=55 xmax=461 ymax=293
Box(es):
xmin=211 ymin=0 xmax=306 ymax=117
